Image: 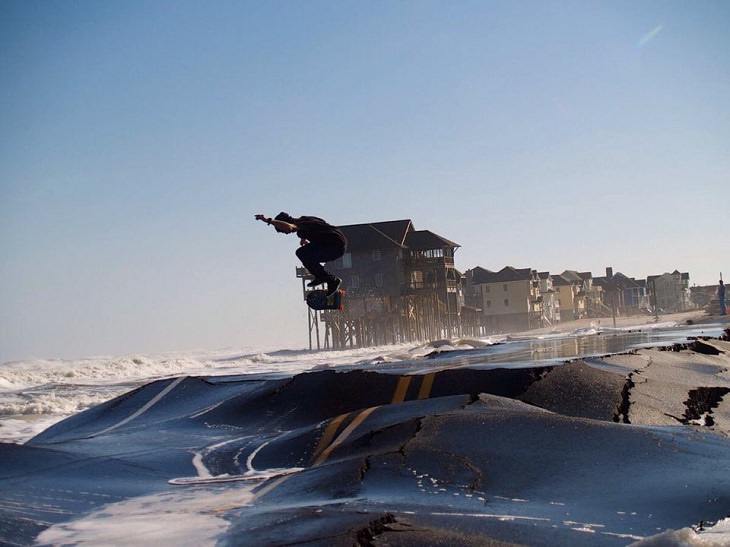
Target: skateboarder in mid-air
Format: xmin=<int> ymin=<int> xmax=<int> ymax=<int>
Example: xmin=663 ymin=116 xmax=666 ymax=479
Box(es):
xmin=256 ymin=212 xmax=346 ymax=296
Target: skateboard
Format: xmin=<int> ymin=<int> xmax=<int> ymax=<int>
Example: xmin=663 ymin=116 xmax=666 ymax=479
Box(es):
xmin=306 ymin=289 xmax=345 ymax=311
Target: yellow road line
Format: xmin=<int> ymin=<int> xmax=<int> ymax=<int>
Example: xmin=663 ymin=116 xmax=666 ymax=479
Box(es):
xmin=311 ymin=412 xmax=350 ymax=463
xmin=252 ymin=372 xmax=438 ymax=504
xmin=391 ymin=376 xmax=411 ymax=403
xmin=417 ymin=372 xmax=435 ymax=399
xmin=312 ymin=406 xmax=379 ymax=466
xmin=257 ymin=406 xmax=379 ymax=501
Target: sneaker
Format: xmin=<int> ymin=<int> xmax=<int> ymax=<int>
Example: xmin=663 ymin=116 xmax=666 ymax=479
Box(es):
xmin=307 ymin=277 xmax=327 ymax=288
xmin=326 ymin=276 xmax=342 ymax=296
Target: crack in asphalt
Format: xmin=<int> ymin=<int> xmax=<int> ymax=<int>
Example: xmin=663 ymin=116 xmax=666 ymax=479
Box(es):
xmin=613 ymin=373 xmax=635 ymax=424
xmin=354 ymin=513 xmax=399 ymax=546
xmin=681 ymin=387 xmax=730 ymax=426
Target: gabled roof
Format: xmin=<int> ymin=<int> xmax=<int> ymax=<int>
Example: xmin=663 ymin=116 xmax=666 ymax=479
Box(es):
xmin=561 ymin=270 xmax=592 ymax=282
xmin=338 ymin=219 xmax=460 ymax=253
xmin=595 ymin=272 xmax=642 ymax=289
xmin=467 ymin=267 xmax=494 ymax=284
xmin=472 ymin=266 xmax=534 ymax=283
xmin=405 ymin=230 xmax=460 ymax=251
xmin=616 ymin=272 xmax=641 ymax=288
xmin=370 ymin=219 xmax=413 ymax=246
xmin=551 ymin=274 xmax=573 ymax=286
xmin=647 ymin=271 xmax=690 ymax=282
xmin=338 ymin=220 xmax=412 ymax=252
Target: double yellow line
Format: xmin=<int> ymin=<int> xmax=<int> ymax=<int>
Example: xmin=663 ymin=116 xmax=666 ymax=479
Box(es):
xmin=311 ymin=372 xmax=436 ymax=466
xmin=391 ymin=372 xmax=436 ymax=403
xmin=250 ymin=372 xmax=439 ymax=502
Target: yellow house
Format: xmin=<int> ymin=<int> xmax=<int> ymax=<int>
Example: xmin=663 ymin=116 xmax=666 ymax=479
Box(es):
xmin=464 ymin=266 xmax=541 ymax=333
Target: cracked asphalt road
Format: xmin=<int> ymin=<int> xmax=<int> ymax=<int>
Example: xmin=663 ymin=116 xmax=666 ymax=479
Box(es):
xmin=2 ymin=329 xmax=730 ymax=546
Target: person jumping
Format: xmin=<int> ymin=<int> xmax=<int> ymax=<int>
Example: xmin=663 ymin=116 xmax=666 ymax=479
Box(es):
xmin=255 ymin=212 xmax=346 ymax=296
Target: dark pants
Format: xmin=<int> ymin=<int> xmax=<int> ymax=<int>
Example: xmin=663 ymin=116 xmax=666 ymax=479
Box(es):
xmin=296 ymin=242 xmax=345 ymax=281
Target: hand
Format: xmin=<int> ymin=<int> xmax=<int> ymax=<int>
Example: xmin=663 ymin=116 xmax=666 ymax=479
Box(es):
xmin=255 ymin=214 xmax=269 ymax=222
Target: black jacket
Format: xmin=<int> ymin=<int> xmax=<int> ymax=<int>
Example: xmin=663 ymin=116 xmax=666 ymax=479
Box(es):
xmin=295 ymin=216 xmax=347 ymax=249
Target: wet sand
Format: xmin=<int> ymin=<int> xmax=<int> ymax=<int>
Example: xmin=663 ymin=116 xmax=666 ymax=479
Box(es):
xmin=525 ymin=309 xmax=711 ymax=336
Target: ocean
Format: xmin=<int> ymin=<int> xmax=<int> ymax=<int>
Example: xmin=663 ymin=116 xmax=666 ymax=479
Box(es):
xmin=1 ymin=317 xmax=729 ymax=545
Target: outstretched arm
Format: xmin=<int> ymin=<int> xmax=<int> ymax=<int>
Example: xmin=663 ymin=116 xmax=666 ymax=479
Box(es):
xmin=255 ymin=214 xmax=297 ymax=234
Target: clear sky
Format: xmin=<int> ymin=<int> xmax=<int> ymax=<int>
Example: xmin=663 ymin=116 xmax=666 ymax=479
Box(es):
xmin=1 ymin=1 xmax=728 ymax=362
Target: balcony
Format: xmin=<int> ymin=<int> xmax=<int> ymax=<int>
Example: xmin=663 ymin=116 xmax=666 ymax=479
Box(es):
xmin=403 ymin=278 xmax=458 ymax=294
xmin=402 ymin=255 xmax=455 ymax=268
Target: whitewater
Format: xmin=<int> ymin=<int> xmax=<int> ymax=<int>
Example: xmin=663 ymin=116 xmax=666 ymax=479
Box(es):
xmin=0 ymin=343 xmax=426 ymax=444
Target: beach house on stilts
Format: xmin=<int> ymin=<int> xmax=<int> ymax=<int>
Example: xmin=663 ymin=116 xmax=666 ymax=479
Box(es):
xmin=298 ymin=219 xmax=472 ymax=350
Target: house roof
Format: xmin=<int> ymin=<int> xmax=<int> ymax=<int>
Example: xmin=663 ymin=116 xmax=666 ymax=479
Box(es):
xmin=405 ymin=230 xmax=460 ymax=251
xmin=338 ymin=220 xmax=411 ymax=252
xmin=467 ymin=267 xmax=494 ymax=284
xmin=370 ymin=219 xmax=413 ymax=246
xmin=623 ymin=277 xmax=641 ymax=288
xmin=647 ymin=271 xmax=690 ymax=282
xmin=595 ymin=272 xmax=644 ymax=289
xmin=551 ymin=274 xmax=573 ymax=286
xmin=472 ymin=266 xmax=534 ymax=283
xmin=338 ymin=219 xmax=460 ymax=253
xmin=561 ymin=270 xmax=592 ymax=282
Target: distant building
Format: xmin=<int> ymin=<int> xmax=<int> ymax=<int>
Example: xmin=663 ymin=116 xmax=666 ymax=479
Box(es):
xmin=559 ymin=270 xmax=609 ymax=318
xmin=464 ymin=266 xmax=541 ymax=333
xmin=551 ymin=272 xmax=583 ymax=321
xmin=647 ymin=270 xmax=692 ymax=312
xmin=690 ymin=284 xmax=716 ymax=310
xmin=538 ymin=272 xmax=561 ymax=326
xmin=593 ymin=272 xmax=649 ymax=316
xmin=294 ymin=216 xmax=698 ymax=349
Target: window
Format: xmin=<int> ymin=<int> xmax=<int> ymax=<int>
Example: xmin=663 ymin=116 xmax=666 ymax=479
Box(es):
xmin=334 ymin=253 xmax=352 ymax=269
xmin=503 ymin=284 xmax=508 ymax=292
xmin=410 ymin=271 xmax=424 ymax=289
xmin=351 ymin=275 xmax=360 ymax=289
xmin=375 ymin=273 xmax=383 ymax=288
xmin=486 ymin=300 xmax=492 ymax=308
xmin=410 ymin=249 xmax=444 ymax=259
xmin=372 ymin=250 xmax=381 ymax=261
xmin=504 ymin=299 xmax=510 ymax=307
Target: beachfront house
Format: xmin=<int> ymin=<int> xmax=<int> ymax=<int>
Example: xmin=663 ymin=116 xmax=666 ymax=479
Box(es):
xmin=562 ymin=270 xmax=601 ymax=318
xmin=298 ymin=219 xmax=466 ymax=348
xmin=594 ymin=272 xmax=649 ymax=316
xmin=538 ymin=271 xmax=561 ymax=326
xmin=464 ymin=266 xmax=542 ymax=333
xmin=551 ymin=273 xmax=580 ymax=321
xmin=647 ymin=270 xmax=692 ymax=312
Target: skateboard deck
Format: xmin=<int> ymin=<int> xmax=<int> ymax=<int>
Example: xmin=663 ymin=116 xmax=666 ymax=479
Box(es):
xmin=306 ymin=289 xmax=345 ymax=311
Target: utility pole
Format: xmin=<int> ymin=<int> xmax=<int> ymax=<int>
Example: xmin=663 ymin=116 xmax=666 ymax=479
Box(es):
xmin=606 ymin=267 xmax=616 ymax=328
